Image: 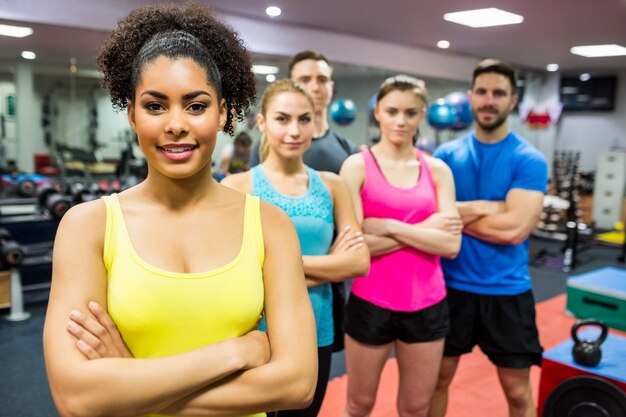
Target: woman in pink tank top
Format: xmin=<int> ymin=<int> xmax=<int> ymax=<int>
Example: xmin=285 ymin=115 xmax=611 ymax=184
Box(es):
xmin=340 ymin=75 xmax=462 ymax=417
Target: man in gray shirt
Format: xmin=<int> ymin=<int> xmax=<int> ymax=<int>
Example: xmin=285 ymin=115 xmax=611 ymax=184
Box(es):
xmin=249 ymin=50 xmax=359 ymax=173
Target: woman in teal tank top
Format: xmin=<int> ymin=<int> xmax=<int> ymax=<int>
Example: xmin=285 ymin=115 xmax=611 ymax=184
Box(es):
xmin=43 ymin=4 xmax=317 ymax=417
xmin=222 ymin=79 xmax=370 ymax=417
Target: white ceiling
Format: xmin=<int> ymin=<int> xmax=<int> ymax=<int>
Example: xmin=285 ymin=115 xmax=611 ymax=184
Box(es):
xmin=209 ymin=0 xmax=626 ymax=72
xmin=0 ymin=0 xmax=625 ymax=77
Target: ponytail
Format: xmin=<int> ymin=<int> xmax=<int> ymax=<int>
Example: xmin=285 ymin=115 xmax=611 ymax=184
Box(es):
xmin=259 ymin=132 xmax=270 ymax=162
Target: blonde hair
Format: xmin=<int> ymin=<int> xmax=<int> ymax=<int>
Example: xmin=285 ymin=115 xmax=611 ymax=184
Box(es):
xmin=258 ymin=79 xmax=314 ymax=162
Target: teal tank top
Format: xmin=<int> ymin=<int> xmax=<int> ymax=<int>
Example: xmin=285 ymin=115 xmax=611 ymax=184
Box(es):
xmin=251 ymin=165 xmax=334 ymax=347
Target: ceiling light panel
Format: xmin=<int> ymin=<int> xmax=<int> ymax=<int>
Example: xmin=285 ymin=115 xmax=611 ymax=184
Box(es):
xmin=570 ymin=44 xmax=626 ymax=58
xmin=252 ymin=65 xmax=280 ymax=75
xmin=443 ymin=8 xmax=524 ymax=28
xmin=0 ymin=24 xmax=34 ymax=38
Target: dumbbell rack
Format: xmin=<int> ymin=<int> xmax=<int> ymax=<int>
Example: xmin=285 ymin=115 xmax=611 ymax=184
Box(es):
xmin=0 ymin=228 xmax=31 ymax=321
xmin=532 ymin=151 xmax=595 ymax=271
xmin=535 ymin=151 xmax=585 ymax=237
xmin=0 ymin=210 xmax=57 ymax=306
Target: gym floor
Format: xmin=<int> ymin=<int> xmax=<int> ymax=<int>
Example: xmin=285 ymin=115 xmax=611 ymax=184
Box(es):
xmin=0 ymin=236 xmax=624 ymax=416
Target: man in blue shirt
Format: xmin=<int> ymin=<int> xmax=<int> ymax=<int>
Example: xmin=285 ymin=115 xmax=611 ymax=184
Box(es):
xmin=430 ymin=59 xmax=547 ymax=417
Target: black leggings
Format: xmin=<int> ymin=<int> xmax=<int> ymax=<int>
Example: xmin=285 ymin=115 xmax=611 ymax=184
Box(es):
xmin=270 ymin=344 xmax=333 ymax=417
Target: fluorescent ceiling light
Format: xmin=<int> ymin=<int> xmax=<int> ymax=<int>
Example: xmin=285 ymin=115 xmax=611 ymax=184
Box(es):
xmin=579 ymin=73 xmax=591 ymax=81
xmin=570 ymin=44 xmax=626 ymax=58
xmin=21 ymin=51 xmax=36 ymax=60
xmin=266 ymin=6 xmax=281 ymax=17
xmin=546 ymin=64 xmax=559 ymax=72
xmin=437 ymin=40 xmax=450 ymax=49
xmin=0 ymin=24 xmax=33 ymax=38
xmin=252 ymin=64 xmax=279 ymax=75
xmin=443 ymin=8 xmax=524 ymax=28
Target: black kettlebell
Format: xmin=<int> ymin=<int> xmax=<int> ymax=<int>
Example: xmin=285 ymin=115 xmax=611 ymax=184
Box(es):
xmin=571 ymin=319 xmax=608 ymax=367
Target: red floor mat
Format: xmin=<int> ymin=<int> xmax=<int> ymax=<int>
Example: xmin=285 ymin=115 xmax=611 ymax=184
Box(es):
xmin=319 ymin=294 xmax=623 ymax=417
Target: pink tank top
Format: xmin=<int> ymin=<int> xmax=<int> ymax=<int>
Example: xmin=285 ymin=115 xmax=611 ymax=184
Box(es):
xmin=351 ymin=148 xmax=447 ymax=312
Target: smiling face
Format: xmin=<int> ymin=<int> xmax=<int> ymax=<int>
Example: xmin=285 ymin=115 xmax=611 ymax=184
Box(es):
xmin=469 ymin=72 xmax=518 ymax=136
xmin=258 ymin=91 xmax=314 ymax=161
xmin=374 ymin=89 xmax=425 ymax=146
xmin=127 ymin=56 xmax=226 ymax=180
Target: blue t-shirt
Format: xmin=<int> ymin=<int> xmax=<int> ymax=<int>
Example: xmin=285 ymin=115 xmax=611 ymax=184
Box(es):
xmin=433 ymin=132 xmax=547 ymax=295
xmin=251 ymin=165 xmax=335 ymax=346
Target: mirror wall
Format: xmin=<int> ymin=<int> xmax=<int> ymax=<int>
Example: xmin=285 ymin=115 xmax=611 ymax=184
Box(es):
xmin=0 ymin=21 xmax=476 ymax=172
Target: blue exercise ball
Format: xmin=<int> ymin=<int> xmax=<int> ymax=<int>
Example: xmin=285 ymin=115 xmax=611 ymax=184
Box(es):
xmin=330 ymin=99 xmax=357 ymax=126
xmin=367 ymin=94 xmax=378 ymax=126
xmin=427 ymin=99 xmax=456 ymax=130
xmin=445 ymin=91 xmax=473 ymax=130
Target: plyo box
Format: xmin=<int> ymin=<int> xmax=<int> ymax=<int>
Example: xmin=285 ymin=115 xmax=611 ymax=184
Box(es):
xmin=537 ymin=328 xmax=626 ymax=416
xmin=566 ymin=267 xmax=626 ymax=332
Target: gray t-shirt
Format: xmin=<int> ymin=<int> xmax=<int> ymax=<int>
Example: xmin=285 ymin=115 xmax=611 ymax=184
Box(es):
xmin=249 ymin=129 xmax=359 ymax=174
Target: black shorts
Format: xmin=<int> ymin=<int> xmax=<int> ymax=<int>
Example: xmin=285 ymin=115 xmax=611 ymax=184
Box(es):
xmin=443 ymin=287 xmax=543 ymax=368
xmin=345 ymin=294 xmax=450 ymax=345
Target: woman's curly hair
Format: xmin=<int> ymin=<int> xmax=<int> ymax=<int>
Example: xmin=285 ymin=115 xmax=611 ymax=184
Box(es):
xmin=96 ymin=2 xmax=256 ymax=135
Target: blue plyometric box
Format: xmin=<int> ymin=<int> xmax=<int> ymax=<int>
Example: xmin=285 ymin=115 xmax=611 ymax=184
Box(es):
xmin=566 ymin=267 xmax=626 ymax=331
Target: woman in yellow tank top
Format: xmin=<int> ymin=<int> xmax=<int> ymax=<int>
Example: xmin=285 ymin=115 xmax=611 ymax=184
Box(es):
xmin=42 ymin=4 xmax=317 ymax=417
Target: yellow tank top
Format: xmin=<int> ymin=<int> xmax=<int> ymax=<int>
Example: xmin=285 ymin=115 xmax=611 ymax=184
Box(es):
xmin=102 ymin=193 xmax=265 ymax=417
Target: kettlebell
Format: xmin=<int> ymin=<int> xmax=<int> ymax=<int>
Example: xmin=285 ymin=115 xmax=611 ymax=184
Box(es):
xmin=571 ymin=319 xmax=608 ymax=367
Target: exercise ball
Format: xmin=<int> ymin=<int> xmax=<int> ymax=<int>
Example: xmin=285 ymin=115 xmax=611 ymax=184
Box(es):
xmin=445 ymin=91 xmax=473 ymax=130
xmin=330 ymin=99 xmax=357 ymax=126
xmin=427 ymin=99 xmax=456 ymax=130
xmin=367 ymin=94 xmax=378 ymax=126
